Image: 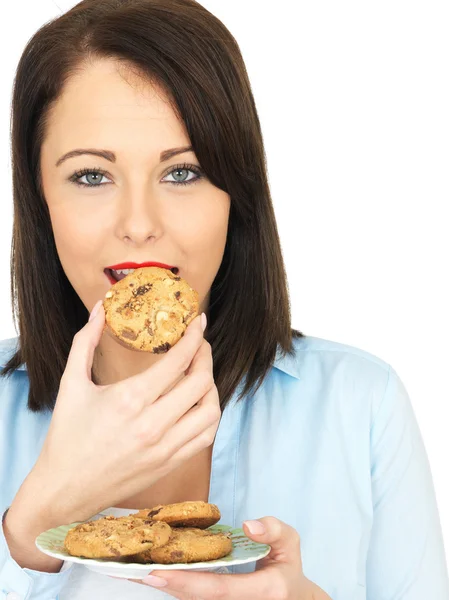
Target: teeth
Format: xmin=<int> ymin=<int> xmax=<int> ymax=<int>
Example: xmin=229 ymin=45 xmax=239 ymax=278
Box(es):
xmin=113 ymin=268 xmax=135 ymax=275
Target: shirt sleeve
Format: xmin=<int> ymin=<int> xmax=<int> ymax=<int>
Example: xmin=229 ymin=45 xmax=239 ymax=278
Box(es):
xmin=366 ymin=365 xmax=449 ymax=599
xmin=0 ymin=507 xmax=74 ymax=600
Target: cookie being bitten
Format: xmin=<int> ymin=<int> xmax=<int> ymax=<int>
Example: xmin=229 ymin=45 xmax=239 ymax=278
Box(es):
xmin=103 ymin=267 xmax=199 ymax=353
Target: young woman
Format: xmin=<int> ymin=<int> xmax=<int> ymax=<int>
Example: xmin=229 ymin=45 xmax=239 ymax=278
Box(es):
xmin=0 ymin=1 xmax=447 ymax=598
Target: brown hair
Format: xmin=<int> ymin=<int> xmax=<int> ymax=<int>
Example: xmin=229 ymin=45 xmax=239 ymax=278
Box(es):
xmin=1 ymin=0 xmax=304 ymax=412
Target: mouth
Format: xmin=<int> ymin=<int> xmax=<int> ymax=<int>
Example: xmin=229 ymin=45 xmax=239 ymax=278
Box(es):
xmin=104 ymin=262 xmax=179 ymax=285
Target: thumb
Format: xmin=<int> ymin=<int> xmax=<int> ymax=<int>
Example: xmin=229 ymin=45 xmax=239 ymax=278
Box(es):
xmin=64 ymin=299 xmax=105 ymax=383
xmin=242 ymin=516 xmax=302 ymax=569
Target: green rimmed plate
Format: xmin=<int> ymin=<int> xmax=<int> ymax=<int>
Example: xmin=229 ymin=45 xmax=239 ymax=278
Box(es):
xmin=36 ymin=524 xmax=271 ymax=579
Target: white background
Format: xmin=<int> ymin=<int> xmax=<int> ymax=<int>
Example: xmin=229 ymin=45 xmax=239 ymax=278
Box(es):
xmin=1 ymin=0 xmax=448 ymax=563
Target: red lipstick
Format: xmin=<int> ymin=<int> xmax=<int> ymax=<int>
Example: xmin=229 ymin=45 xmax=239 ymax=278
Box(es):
xmin=104 ymin=262 xmax=178 ymax=285
xmin=107 ymin=261 xmax=175 ymax=270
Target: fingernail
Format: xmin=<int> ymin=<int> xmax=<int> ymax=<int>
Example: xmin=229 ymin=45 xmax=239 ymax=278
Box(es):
xmin=89 ymin=300 xmax=103 ymax=322
xmin=201 ymin=312 xmax=207 ymax=332
xmin=142 ymin=574 xmax=168 ymax=587
xmin=244 ymin=519 xmax=265 ymax=535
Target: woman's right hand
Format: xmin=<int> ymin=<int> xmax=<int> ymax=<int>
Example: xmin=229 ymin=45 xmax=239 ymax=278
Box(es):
xmin=25 ymin=301 xmax=220 ymax=525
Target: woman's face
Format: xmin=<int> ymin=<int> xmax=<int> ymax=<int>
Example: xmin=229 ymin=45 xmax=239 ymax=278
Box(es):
xmin=40 ymin=58 xmax=231 ymax=318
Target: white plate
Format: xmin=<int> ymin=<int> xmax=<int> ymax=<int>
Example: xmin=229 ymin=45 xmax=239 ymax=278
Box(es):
xmin=36 ymin=523 xmax=271 ymax=579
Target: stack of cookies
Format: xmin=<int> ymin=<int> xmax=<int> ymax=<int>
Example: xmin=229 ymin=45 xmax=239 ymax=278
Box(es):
xmin=64 ymin=501 xmax=233 ymax=564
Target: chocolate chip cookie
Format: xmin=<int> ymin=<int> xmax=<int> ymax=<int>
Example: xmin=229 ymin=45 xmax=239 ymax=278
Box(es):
xmin=64 ymin=515 xmax=172 ymax=559
xmin=134 ymin=501 xmax=221 ymax=529
xmin=103 ymin=266 xmax=199 ymax=353
xmin=128 ymin=527 xmax=233 ymax=564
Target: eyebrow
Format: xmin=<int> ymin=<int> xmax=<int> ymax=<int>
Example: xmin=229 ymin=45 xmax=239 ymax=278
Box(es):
xmin=55 ymin=145 xmax=194 ymax=167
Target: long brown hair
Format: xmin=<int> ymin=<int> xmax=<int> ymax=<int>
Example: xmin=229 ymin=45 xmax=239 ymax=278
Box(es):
xmin=1 ymin=0 xmax=304 ymax=412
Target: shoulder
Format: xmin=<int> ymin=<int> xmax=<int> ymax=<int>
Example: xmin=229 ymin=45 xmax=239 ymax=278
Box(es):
xmin=275 ymin=333 xmax=390 ymax=378
xmin=0 ymin=335 xmax=18 ymax=360
xmin=271 ymin=334 xmax=393 ymax=420
xmin=0 ymin=335 xmax=29 ymax=409
xmin=0 ymin=336 xmax=26 ymax=370
xmin=0 ymin=337 xmax=50 ymax=509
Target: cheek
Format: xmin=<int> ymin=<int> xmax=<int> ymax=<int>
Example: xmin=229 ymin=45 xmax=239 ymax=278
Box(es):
xmin=48 ymin=205 xmax=104 ymax=270
xmin=174 ymin=198 xmax=230 ymax=300
xmin=181 ymin=200 xmax=229 ymax=258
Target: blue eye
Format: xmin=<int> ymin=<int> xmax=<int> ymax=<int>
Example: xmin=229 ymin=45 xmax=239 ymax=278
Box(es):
xmin=69 ymin=168 xmax=112 ymax=188
xmin=69 ymin=163 xmax=204 ymax=188
xmin=162 ymin=165 xmax=203 ymax=186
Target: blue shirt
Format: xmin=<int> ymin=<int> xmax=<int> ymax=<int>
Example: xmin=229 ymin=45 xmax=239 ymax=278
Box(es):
xmin=1 ymin=334 xmax=448 ymax=600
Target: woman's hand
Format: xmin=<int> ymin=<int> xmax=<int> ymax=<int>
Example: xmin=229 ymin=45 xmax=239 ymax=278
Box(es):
xmin=15 ymin=301 xmax=220 ymax=527
xmin=131 ymin=517 xmax=332 ymax=599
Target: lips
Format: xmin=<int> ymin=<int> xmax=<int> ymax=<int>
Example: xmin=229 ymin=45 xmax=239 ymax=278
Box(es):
xmin=104 ymin=262 xmax=178 ymax=285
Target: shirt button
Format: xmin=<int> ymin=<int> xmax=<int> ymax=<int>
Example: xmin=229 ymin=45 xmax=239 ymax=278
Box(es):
xmin=6 ymin=593 xmax=23 ymax=600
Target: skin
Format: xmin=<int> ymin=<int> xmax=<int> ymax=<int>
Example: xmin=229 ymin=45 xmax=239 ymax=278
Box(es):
xmin=40 ymin=56 xmax=230 ymax=386
xmin=38 ymin=57 xmax=330 ymax=597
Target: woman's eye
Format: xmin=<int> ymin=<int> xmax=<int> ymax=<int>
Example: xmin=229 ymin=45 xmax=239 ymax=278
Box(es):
xmin=162 ymin=166 xmax=202 ymax=186
xmin=69 ymin=164 xmax=203 ymax=188
xmin=81 ymin=172 xmax=110 ymax=186
xmin=70 ymin=169 xmax=111 ymax=188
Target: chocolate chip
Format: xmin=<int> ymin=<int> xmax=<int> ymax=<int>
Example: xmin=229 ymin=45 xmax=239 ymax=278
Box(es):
xmin=147 ymin=508 xmax=162 ymax=518
xmin=152 ymin=342 xmax=171 ymax=354
xmin=121 ymin=327 xmax=138 ymax=340
xmin=174 ymin=291 xmax=181 ymax=299
xmin=133 ymin=283 xmax=153 ymax=297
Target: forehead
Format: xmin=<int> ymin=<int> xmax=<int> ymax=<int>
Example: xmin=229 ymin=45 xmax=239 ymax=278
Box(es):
xmin=42 ymin=58 xmax=187 ymax=154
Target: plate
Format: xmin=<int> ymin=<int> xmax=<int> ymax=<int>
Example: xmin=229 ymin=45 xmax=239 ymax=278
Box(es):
xmin=36 ymin=523 xmax=271 ymax=579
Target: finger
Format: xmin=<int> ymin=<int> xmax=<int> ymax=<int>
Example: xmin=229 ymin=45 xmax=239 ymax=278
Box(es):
xmin=117 ymin=313 xmax=205 ymax=402
xmin=161 ymin=384 xmax=221 ymax=459
xmin=140 ymin=568 xmax=282 ymax=598
xmin=243 ymin=517 xmax=302 ymax=569
xmin=128 ymin=579 xmax=188 ymax=599
xmin=160 ymin=371 xmax=185 ymax=396
xmin=63 ymin=300 xmax=105 ymax=383
xmin=185 ymin=336 xmax=213 ymax=377
xmin=144 ymin=339 xmax=214 ymax=429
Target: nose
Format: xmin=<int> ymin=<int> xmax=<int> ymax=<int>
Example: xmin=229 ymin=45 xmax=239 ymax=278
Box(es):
xmin=117 ymin=187 xmax=163 ymax=245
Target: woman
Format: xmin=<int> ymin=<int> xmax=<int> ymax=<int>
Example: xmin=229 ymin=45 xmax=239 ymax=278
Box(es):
xmin=0 ymin=0 xmax=447 ymax=598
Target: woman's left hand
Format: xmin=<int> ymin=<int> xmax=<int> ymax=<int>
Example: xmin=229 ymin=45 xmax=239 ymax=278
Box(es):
xmin=128 ymin=516 xmax=332 ymax=599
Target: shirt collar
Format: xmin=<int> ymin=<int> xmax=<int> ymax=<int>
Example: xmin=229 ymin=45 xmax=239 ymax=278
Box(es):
xmin=272 ymin=343 xmax=301 ymax=380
